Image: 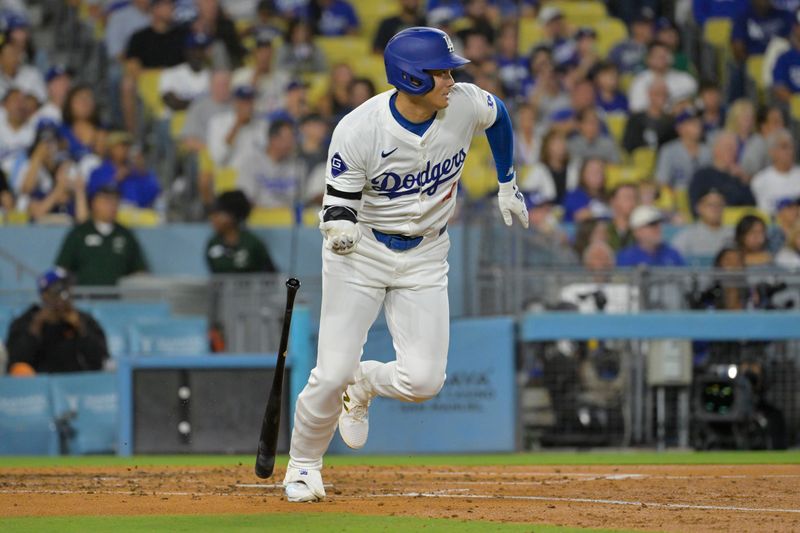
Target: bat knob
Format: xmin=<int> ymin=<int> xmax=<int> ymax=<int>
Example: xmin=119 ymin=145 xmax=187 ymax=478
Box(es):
xmin=255 ymin=453 xmax=275 ymax=479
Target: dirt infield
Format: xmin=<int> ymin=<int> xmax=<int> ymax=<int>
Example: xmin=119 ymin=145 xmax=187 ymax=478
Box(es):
xmin=2 ymin=463 xmax=799 ymax=532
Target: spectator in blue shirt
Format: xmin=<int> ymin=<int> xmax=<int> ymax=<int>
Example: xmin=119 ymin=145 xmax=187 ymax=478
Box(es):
xmin=87 ymin=131 xmax=160 ymax=209
xmin=310 ymin=0 xmax=359 ymax=37
xmin=538 ymin=6 xmax=576 ymax=68
xmin=562 ymin=158 xmax=611 ymax=223
xmin=592 ymin=61 xmax=628 ymax=113
xmin=693 ymin=0 xmax=746 ymax=28
xmin=772 ymin=11 xmax=800 ymax=103
xmin=608 ymin=10 xmax=654 ymax=75
xmin=732 ymin=0 xmax=792 ymax=59
xmin=617 ymin=205 xmax=687 ymax=267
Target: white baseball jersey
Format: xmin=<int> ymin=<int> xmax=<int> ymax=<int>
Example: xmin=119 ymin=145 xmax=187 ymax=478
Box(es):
xmin=323 ymin=83 xmax=498 ymax=236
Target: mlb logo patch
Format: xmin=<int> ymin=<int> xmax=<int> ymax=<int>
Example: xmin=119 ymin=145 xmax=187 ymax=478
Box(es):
xmin=330 ymin=152 xmax=348 ymax=178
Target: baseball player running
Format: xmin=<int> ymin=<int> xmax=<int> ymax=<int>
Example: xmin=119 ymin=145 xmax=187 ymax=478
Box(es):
xmin=284 ymin=26 xmax=528 ymax=502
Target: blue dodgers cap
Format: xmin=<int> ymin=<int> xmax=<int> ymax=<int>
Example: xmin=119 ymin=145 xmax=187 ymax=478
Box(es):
xmin=87 ymin=179 xmax=120 ymax=201
xmin=185 ymin=32 xmax=212 ymax=49
xmin=45 ymin=65 xmax=70 ymax=83
xmin=674 ymin=108 xmax=699 ymax=126
xmin=522 ymin=191 xmax=555 ymax=209
xmin=575 ymin=26 xmax=597 ymax=40
xmin=37 ymin=267 xmax=69 ymax=293
xmin=233 ymin=85 xmax=257 ymax=99
xmin=776 ymin=197 xmax=799 ymax=211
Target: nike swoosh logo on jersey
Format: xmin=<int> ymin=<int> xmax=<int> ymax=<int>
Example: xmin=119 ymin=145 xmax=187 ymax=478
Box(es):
xmin=380 ymin=147 xmax=398 ymax=158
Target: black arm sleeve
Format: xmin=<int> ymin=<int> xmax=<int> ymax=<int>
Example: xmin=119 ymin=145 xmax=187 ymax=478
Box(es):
xmin=74 ymin=314 xmax=109 ymax=371
xmin=6 ymin=316 xmax=42 ymax=371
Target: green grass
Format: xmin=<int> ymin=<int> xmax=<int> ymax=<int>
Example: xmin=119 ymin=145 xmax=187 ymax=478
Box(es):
xmin=0 ymin=450 xmax=798 ymax=468
xmin=1 ymin=513 xmax=635 ymax=533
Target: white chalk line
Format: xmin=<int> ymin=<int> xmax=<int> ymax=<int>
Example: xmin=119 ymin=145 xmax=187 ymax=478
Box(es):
xmin=2 ymin=486 xmax=800 ymax=515
xmin=367 ymin=492 xmax=800 ymax=514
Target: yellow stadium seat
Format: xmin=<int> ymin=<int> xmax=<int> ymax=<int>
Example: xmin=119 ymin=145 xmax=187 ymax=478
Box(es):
xmin=605 ymin=164 xmax=645 ymax=190
xmin=672 ymin=187 xmax=692 ymax=220
xmin=302 ymin=207 xmax=321 ymax=226
xmin=352 ymin=54 xmax=392 ymax=93
xmin=351 ymin=0 xmax=398 ymax=44
xmin=722 ymin=206 xmax=769 ymax=226
xmin=605 ymin=113 xmax=627 ymax=149
xmin=518 ymin=19 xmax=545 ymax=55
xmin=746 ymin=54 xmax=765 ymax=99
xmin=116 ymin=208 xmax=161 ymax=227
xmin=618 ymin=72 xmax=633 ymax=92
xmin=631 ymin=147 xmax=656 ymax=178
xmin=198 ymin=148 xmax=215 ymax=174
xmin=303 ymin=72 xmax=330 ymax=108
xmin=460 ymin=135 xmax=496 ymax=199
xmin=315 ymin=36 xmax=370 ymax=67
xmin=170 ymin=111 xmax=187 ymax=140
xmin=550 ymin=1 xmax=607 ymax=26
xmin=592 ymin=18 xmax=628 ymax=58
xmin=791 ymin=94 xmax=800 ymax=121
xmin=249 ymin=207 xmax=294 ymax=226
xmin=703 ymin=17 xmax=732 ymax=52
xmin=137 ymin=69 xmax=164 ymax=118
xmin=215 ymin=167 xmax=239 ymax=193
xmin=4 ymin=210 xmax=29 ymax=225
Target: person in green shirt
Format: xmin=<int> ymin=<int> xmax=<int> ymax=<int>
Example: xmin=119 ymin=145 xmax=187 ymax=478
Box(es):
xmin=205 ymin=190 xmax=277 ymax=273
xmin=54 ymin=182 xmax=148 ymax=286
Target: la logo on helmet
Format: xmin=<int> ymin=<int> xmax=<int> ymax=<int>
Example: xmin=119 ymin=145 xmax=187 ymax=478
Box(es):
xmin=443 ymin=34 xmax=454 ymax=53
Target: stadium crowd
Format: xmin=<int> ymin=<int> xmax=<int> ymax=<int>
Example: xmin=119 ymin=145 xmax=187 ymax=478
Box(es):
xmin=1 ymin=0 xmax=800 ymax=277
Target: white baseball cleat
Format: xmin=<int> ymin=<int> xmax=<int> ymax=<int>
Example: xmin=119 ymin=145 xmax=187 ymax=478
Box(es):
xmin=283 ymin=467 xmax=326 ymax=502
xmin=338 ymin=385 xmax=371 ymax=449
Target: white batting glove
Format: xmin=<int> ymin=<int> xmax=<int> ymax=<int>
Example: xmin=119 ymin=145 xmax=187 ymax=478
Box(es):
xmin=497 ymin=175 xmax=529 ymax=229
xmin=320 ymin=219 xmax=361 ymax=254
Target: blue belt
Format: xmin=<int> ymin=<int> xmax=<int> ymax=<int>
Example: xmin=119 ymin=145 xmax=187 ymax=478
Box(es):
xmin=372 ymin=225 xmax=447 ymax=251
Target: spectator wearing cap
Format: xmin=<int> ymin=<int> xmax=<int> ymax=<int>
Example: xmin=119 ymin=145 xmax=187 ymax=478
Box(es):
xmin=592 ymin=61 xmax=628 ymax=114
xmin=564 ymin=26 xmax=600 ymax=82
xmin=309 ymin=0 xmax=360 ymax=37
xmin=205 ymin=189 xmax=276 ymax=273
xmin=623 ymin=76 xmax=677 ymax=153
xmin=609 ymin=10 xmax=654 ymax=75
xmin=774 ymin=221 xmax=800 ymax=270
xmin=617 ymin=205 xmax=686 ymax=267
xmin=772 ymin=11 xmax=800 ymax=103
xmin=87 ymin=131 xmax=161 ymax=209
xmin=266 ymin=79 xmax=310 ymax=125
xmin=11 ymin=120 xmax=88 ymax=224
xmin=671 ymin=189 xmax=733 ymax=259
xmin=276 ymin=19 xmax=327 ymax=76
xmin=0 ymin=33 xmax=46 ymax=104
xmin=6 ymin=268 xmax=109 ymax=375
xmin=741 ymin=105 xmax=786 ymax=177
xmin=122 ymin=0 xmax=190 ymax=133
xmin=34 ymin=66 xmax=72 ymax=125
xmin=372 ymin=0 xmax=426 ymax=53
xmin=207 ymin=84 xmax=267 ymax=168
xmin=538 ymin=6 xmax=576 ymax=69
xmin=3 ymin=11 xmax=34 ymax=63
xmin=628 ymin=41 xmax=697 ymax=113
xmin=607 ymin=183 xmax=638 ymax=251
xmin=190 ymin=0 xmax=247 ymax=69
xmin=768 ymin=196 xmax=799 ymax=253
xmin=231 ymin=30 xmax=290 ymax=115
xmin=751 ymin=129 xmax=800 ymax=216
xmin=654 ymin=18 xmax=690 ymax=73
xmin=562 ymin=158 xmax=611 ymax=223
xmin=689 ymin=132 xmax=755 ymax=213
xmin=159 ymin=32 xmax=213 ymax=116
xmin=237 ymin=118 xmax=312 ymax=209
xmin=249 ymin=0 xmax=287 ymax=41
xmin=0 ymin=87 xmax=35 ymax=174
xmin=655 ymin=108 xmax=711 ymax=191
xmin=567 ymin=108 xmax=621 ymax=165
xmin=55 ymin=182 xmax=149 ymax=286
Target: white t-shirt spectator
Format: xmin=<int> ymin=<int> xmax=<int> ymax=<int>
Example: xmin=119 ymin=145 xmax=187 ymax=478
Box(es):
xmin=158 ymin=64 xmax=211 ymax=118
xmin=237 ymin=150 xmax=309 ymax=208
xmin=775 ymin=247 xmax=800 ymax=270
xmin=628 ymin=70 xmax=698 ymax=113
xmin=750 ymin=165 xmax=800 ymax=215
xmin=0 ymin=65 xmax=47 ymax=103
xmin=207 ymin=110 xmax=268 ymax=168
xmin=0 ymin=110 xmax=35 ymax=175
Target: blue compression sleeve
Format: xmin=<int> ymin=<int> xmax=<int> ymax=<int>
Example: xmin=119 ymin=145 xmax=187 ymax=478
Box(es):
xmin=485 ymin=94 xmax=515 ymax=183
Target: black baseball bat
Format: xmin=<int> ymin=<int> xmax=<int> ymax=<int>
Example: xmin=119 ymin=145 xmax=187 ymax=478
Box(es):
xmin=255 ymin=277 xmax=301 ymax=479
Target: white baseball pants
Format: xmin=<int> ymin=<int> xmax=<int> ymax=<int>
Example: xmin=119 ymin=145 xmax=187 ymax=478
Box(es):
xmin=288 ymin=228 xmax=451 ymax=470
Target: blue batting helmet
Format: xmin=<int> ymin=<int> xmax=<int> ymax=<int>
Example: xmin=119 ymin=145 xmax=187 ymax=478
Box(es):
xmin=384 ymin=27 xmax=469 ymax=95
